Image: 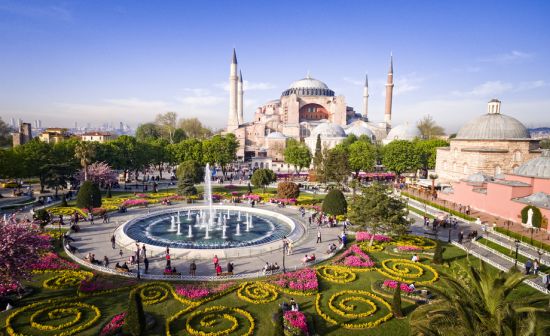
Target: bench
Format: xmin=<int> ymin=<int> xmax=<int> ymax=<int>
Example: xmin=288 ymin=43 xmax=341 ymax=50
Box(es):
xmin=115 ymin=268 xmax=130 ymax=273
xmin=217 ymin=272 xmax=233 ymax=276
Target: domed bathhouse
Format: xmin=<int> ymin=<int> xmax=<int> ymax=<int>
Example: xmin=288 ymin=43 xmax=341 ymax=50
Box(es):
xmin=225 ymin=49 xmax=398 ymax=168
xmin=382 ymin=121 xmax=421 ymax=144
xmin=435 ymin=99 xmax=540 ymax=183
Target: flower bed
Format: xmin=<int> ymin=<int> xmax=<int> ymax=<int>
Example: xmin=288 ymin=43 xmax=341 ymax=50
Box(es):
xmin=376 ymin=259 xmax=439 ymax=285
xmin=395 ymin=235 xmax=437 ymax=250
xmin=334 ymin=245 xmax=376 ymax=268
xmin=99 ymin=312 xmax=126 ymax=336
xmin=382 ymin=279 xmax=414 ymax=293
xmin=396 ymin=245 xmax=422 ymax=252
xmin=272 ymin=268 xmax=318 ymax=295
xmin=33 ymin=270 xmax=94 ymax=290
xmin=0 ymin=282 xmax=20 ymax=296
xmin=185 ymin=305 xmax=255 ymax=336
xmin=78 ymin=277 xmax=138 ymax=296
xmin=284 ymin=311 xmax=309 ymax=336
xmin=47 ymin=207 xmax=87 ymax=217
xmin=28 ymin=252 xmax=79 ymax=270
xmin=174 ymin=282 xmax=235 ymax=301
xmin=316 ymin=266 xmax=356 ymax=284
xmin=237 ymin=282 xmax=278 ymax=304
xmin=356 ymin=232 xmax=392 ymax=243
xmin=122 ymin=199 xmax=149 ymax=207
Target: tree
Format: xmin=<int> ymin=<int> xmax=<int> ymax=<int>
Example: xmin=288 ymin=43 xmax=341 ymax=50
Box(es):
xmin=348 ymin=139 xmax=376 ymax=177
xmin=322 ymin=189 xmax=347 ymax=216
xmin=277 ymin=181 xmax=300 ymax=199
xmin=135 ymin=123 xmax=162 ymax=142
xmin=42 ymin=163 xmax=74 ymax=196
xmin=284 ymin=139 xmax=312 ymax=174
xmin=414 ymin=139 xmax=450 ymax=172
xmin=155 ymin=112 xmax=178 ymax=143
xmin=540 ymin=139 xmax=550 ymax=149
xmin=382 ymin=140 xmax=420 ymax=176
xmin=79 ymin=162 xmax=117 ymax=187
xmin=168 ymin=138 xmax=204 ymax=165
xmin=14 ymin=139 xmax=53 ymax=192
xmin=178 ymin=118 xmax=212 ymax=139
xmin=74 ymin=141 xmax=96 ymax=181
xmin=324 ymin=147 xmax=351 ymax=185
xmin=0 ymin=223 xmax=51 ymax=290
xmin=202 ymin=134 xmax=238 ymax=176
xmin=392 ymin=281 xmax=403 ymax=318
xmin=251 ymin=169 xmax=276 ymax=192
xmin=417 ymin=115 xmax=445 ymax=139
xmin=176 ymin=160 xmax=204 ymax=196
xmin=410 ymin=261 xmax=550 ymax=336
xmin=312 ymin=134 xmax=323 ymax=168
xmin=109 ymin=136 xmax=148 ymax=181
xmin=348 ymin=183 xmax=410 ymax=245
xmin=148 ymin=139 xmax=169 ymax=179
xmin=432 ymin=242 xmax=445 ymax=264
xmin=76 ymin=181 xmax=102 ymax=210
xmin=123 ymin=290 xmax=146 ymax=336
xmin=0 ymin=149 xmax=19 ymax=180
xmin=0 ymin=117 xmax=13 ymax=147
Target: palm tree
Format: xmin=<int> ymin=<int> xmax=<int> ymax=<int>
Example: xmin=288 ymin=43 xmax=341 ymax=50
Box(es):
xmin=410 ymin=261 xmax=549 ymax=336
xmin=429 ymin=173 xmax=438 ymax=196
xmin=74 ymin=142 xmax=96 ymax=181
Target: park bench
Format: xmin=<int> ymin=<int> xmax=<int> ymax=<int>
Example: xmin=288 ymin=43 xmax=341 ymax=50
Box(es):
xmin=217 ymin=272 xmax=233 ymax=276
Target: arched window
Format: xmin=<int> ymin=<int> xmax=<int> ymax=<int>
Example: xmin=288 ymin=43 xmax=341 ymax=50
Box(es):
xmin=513 ymin=150 xmax=522 ymax=162
xmin=495 ymin=165 xmax=502 ymax=176
xmin=463 ymin=163 xmax=469 ymax=175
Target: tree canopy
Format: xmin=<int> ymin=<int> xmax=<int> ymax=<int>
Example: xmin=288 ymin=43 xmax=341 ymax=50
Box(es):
xmin=251 ymin=168 xmax=276 ymax=192
xmin=284 ymin=139 xmax=312 ymax=174
xmin=382 ymin=140 xmax=420 ymax=175
xmin=417 ymin=115 xmax=445 ymax=139
xmin=348 ymin=138 xmax=376 ymax=176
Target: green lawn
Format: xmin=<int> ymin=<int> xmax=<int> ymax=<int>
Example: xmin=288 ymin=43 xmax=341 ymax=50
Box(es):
xmin=1 ymin=237 xmax=542 ymax=336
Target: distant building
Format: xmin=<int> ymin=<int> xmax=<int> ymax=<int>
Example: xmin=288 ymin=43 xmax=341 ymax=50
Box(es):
xmin=12 ymin=122 xmax=32 ymax=147
xmin=81 ymin=132 xmax=115 ymax=143
xmin=38 ymin=128 xmax=71 ymax=144
xmin=435 ymin=99 xmax=540 ymax=182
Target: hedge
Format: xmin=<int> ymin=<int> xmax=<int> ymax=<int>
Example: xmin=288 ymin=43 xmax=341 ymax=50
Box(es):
xmin=494 ymin=227 xmax=550 ymax=253
xmin=401 ymin=191 xmax=475 ymax=221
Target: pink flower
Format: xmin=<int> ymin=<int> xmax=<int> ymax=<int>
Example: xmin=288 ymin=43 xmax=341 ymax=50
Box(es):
xmin=27 ymin=252 xmax=79 ymax=270
xmin=174 ymin=282 xmax=235 ymax=300
xmin=334 ymin=244 xmax=375 ymax=268
xmin=99 ymin=312 xmax=127 ymax=336
xmin=273 ymin=268 xmax=318 ymax=292
xmin=284 ymin=311 xmax=309 ymax=334
xmin=397 ymin=245 xmax=421 ymax=251
xmin=0 ymin=282 xmax=20 ymax=296
xmin=79 ymin=278 xmax=137 ymax=293
xmin=356 ymin=232 xmax=391 ymax=242
xmin=122 ymin=199 xmax=148 ymax=207
xmin=383 ymin=279 xmax=414 ymax=293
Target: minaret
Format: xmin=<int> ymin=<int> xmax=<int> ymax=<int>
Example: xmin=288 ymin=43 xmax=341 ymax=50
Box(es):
xmin=227 ymin=48 xmax=239 ymax=130
xmin=384 ymin=53 xmax=394 ymax=127
xmin=237 ymin=70 xmax=244 ymax=125
xmin=362 ymin=74 xmax=369 ymax=119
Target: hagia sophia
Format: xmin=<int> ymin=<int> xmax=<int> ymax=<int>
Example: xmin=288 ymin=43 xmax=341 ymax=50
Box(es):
xmin=224 ymin=49 xmax=419 ymax=164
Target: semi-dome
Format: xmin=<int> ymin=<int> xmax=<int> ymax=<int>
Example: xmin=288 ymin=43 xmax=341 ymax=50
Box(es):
xmin=514 ymin=150 xmax=550 ymax=178
xmin=345 ymin=124 xmax=375 ymax=140
xmin=456 ymin=100 xmax=530 ymax=140
xmin=282 ymin=75 xmax=335 ymax=97
xmin=385 ymin=122 xmax=421 ymax=141
xmin=266 ymin=131 xmax=286 ymax=139
xmin=310 ymin=122 xmax=346 ymax=138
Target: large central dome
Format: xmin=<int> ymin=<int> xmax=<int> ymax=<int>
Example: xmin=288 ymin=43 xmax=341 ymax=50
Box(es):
xmin=282 ymin=75 xmax=335 ymax=97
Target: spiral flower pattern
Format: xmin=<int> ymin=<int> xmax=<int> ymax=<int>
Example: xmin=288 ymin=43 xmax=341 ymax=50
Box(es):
xmin=316 ymin=266 xmax=356 ymax=283
xmin=315 ymin=290 xmax=392 ymax=329
xmin=6 ymin=300 xmax=101 ymax=336
xmin=396 ymin=235 xmax=437 ymax=250
xmin=377 ymin=259 xmax=439 ymax=285
xmin=42 ymin=270 xmax=94 ymax=290
xmin=237 ymin=282 xmax=278 ymax=304
xmin=186 ymin=305 xmax=255 ymax=336
xmin=134 ymin=283 xmax=171 ymax=305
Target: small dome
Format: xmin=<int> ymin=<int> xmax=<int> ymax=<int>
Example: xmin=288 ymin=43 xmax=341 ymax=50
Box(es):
xmin=456 ymin=114 xmax=530 ymax=140
xmin=386 ymin=123 xmax=421 ymax=141
xmin=310 ymin=122 xmax=346 ymax=138
xmin=345 ymin=124 xmax=375 ymax=139
xmin=282 ymin=75 xmax=334 ymax=97
xmin=515 ymin=150 xmax=550 ymax=178
xmin=266 ymin=131 xmax=286 ymax=139
xmin=465 ymin=172 xmax=494 ymax=183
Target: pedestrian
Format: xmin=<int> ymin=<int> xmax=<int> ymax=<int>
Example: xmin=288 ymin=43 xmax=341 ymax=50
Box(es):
xmin=543 ymin=273 xmax=550 ymax=290
xmin=215 ymin=263 xmax=222 ymax=275
xmin=166 ymin=246 xmax=170 ymax=255
xmin=525 ymin=259 xmax=532 ymax=275
xmin=533 ymin=259 xmax=539 ymax=275
xmin=141 ymin=244 xmax=146 ymax=258
xmin=119 ymin=249 xmax=123 ymax=258
xmin=190 ymin=261 xmax=197 ymax=276
xmin=287 ymin=240 xmax=293 ymax=255
xmin=89 ymin=213 xmax=94 ymax=225
xmin=102 ymin=213 xmax=108 ymax=224
xmin=213 ymin=255 xmax=219 ymax=267
xmin=341 ymin=233 xmax=347 ymax=246
xmin=458 ymin=231 xmax=464 ymax=244
xmin=166 ymin=253 xmax=171 ymax=268
xmin=316 ymin=230 xmax=322 ymax=243
xmin=227 ymin=262 xmax=234 ymax=274
xmin=111 ymin=235 xmax=116 ymax=249
xmin=103 ymin=256 xmax=109 ymax=267
xmin=144 ymin=257 xmax=149 ymax=274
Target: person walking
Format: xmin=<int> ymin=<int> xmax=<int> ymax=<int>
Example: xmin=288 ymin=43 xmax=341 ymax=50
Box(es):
xmin=458 ymin=231 xmax=464 ymax=244
xmin=89 ymin=213 xmax=94 ymax=225
xmin=215 ymin=263 xmax=222 ymax=275
xmin=141 ymin=245 xmax=146 ymax=258
xmin=533 ymin=259 xmax=539 ymax=275
xmin=213 ymin=255 xmax=219 ymax=268
xmin=190 ymin=261 xmax=197 ymax=276
xmin=316 ymin=230 xmax=322 ymax=244
xmin=111 ymin=235 xmax=116 ymax=249
xmin=166 ymin=253 xmax=171 ymax=269
xmin=227 ymin=262 xmax=234 ymax=274
xmin=525 ymin=259 xmax=532 ymax=275
xmin=543 ymin=273 xmax=550 ymax=290
xmin=119 ymin=249 xmax=123 ymax=258
xmin=143 ymin=257 xmax=149 ymax=274
xmin=287 ymin=240 xmax=293 ymax=255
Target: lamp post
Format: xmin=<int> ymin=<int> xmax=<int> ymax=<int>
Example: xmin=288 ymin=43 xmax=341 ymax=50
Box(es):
xmin=514 ymin=239 xmax=520 ymax=267
xmin=448 ymin=226 xmax=452 ymax=243
xmin=136 ymin=243 xmax=141 ymax=280
xmin=282 ymin=237 xmax=287 ymax=274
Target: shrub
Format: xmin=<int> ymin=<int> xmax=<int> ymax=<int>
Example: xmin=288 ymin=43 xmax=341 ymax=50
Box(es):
xmin=76 ymin=181 xmax=102 ymax=210
xmin=33 ymin=209 xmax=51 ymax=225
xmin=494 ymin=227 xmax=550 ymax=253
xmin=432 ymin=242 xmax=445 ymax=264
xmin=178 ymin=176 xmax=197 ymax=196
xmin=251 ymin=169 xmax=277 ymax=192
xmin=521 ymin=205 xmax=542 ymax=228
xmin=123 ymin=291 xmax=146 ymax=336
xmin=322 ymin=189 xmax=347 ymax=216
xmin=392 ymin=281 xmax=403 ymax=318
xmin=401 ymin=191 xmax=475 ymax=221
xmin=277 ymin=182 xmax=300 ymax=199
xmin=60 ymin=194 xmax=68 ymax=207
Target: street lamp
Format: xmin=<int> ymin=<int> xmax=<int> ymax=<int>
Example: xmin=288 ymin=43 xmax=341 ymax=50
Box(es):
xmin=448 ymin=226 xmax=452 ymax=243
xmin=282 ymin=237 xmax=287 ymax=274
xmin=136 ymin=243 xmax=141 ymax=280
xmin=514 ymin=239 xmax=520 ymax=267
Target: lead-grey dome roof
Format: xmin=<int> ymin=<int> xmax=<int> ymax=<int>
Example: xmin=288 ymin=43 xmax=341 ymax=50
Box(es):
xmin=515 ymin=150 xmax=550 ymax=178
xmin=282 ymin=75 xmax=335 ymax=97
xmin=345 ymin=124 xmax=375 ymax=140
xmin=266 ymin=131 xmax=286 ymax=139
xmin=310 ymin=122 xmax=346 ymax=138
xmin=456 ymin=113 xmax=530 ymax=140
xmin=386 ymin=122 xmax=421 ymax=141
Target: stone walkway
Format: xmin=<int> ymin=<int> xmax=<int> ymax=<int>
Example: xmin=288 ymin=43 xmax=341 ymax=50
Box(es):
xmin=404 ymin=195 xmax=549 ymax=293
xmin=67 ymin=202 xmax=342 ymax=277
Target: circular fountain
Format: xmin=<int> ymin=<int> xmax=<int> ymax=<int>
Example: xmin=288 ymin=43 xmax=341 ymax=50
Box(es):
xmin=115 ymin=164 xmax=303 ymax=259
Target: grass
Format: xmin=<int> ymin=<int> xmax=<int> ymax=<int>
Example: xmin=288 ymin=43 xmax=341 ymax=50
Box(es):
xmin=0 ymin=238 xmax=544 ymax=336
xmin=407 ymin=205 xmax=435 ymax=219
xmin=494 ymin=226 xmax=550 ymax=253
xmin=401 ymin=191 xmax=476 ymax=221
xmin=477 ymin=238 xmax=548 ymax=272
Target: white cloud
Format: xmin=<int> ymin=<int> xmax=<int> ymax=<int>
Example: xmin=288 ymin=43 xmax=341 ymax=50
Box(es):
xmin=479 ymin=50 xmax=534 ymax=64
xmin=175 ymin=88 xmax=225 ymax=107
xmin=216 ymin=80 xmax=276 ymax=91
xmin=516 ymin=80 xmax=546 ymax=91
xmin=343 ymin=77 xmax=364 ymax=86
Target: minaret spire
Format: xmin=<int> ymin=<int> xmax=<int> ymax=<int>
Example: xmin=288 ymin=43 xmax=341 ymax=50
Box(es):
xmin=384 ymin=53 xmax=394 ymax=128
xmin=237 ymin=70 xmax=244 ymax=125
xmin=227 ymin=48 xmax=239 ymax=130
xmin=362 ymin=73 xmax=369 ymax=119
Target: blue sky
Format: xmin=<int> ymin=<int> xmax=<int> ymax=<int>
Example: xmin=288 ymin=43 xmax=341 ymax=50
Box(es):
xmin=1 ymin=0 xmax=549 ymax=132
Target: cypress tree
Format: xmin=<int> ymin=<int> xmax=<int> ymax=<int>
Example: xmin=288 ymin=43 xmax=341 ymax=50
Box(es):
xmin=123 ymin=291 xmax=146 ymax=336
xmin=392 ymin=281 xmax=403 ymax=318
xmin=76 ymin=181 xmax=101 ymax=210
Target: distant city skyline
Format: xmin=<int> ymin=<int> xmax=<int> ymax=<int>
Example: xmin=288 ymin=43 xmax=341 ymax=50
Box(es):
xmin=1 ymin=0 xmax=549 ymax=132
